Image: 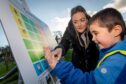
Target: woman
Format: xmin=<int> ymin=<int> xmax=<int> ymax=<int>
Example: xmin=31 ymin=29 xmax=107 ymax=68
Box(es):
xmin=51 ymin=5 xmax=99 ymax=72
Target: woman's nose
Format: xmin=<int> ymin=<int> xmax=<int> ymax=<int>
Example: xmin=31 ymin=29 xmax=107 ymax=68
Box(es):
xmin=77 ymin=22 xmax=81 ymax=27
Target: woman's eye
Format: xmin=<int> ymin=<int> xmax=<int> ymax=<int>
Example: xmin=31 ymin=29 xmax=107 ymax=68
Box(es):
xmin=81 ymin=18 xmax=87 ymax=22
xmin=73 ymin=22 xmax=77 ymax=24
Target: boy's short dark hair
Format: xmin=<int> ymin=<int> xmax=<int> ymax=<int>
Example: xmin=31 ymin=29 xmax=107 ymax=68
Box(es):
xmin=89 ymin=8 xmax=126 ymax=40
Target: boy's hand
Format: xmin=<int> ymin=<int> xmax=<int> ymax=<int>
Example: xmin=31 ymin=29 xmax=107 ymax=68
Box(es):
xmin=52 ymin=48 xmax=62 ymax=61
xmin=44 ymin=47 xmax=59 ymax=69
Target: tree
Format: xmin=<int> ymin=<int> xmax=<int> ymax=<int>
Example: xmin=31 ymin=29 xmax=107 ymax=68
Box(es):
xmin=0 ymin=46 xmax=14 ymax=71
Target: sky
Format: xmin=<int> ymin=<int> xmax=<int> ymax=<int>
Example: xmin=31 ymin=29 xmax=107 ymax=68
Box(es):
xmin=26 ymin=0 xmax=126 ymax=34
xmin=0 ymin=23 xmax=9 ymax=47
xmin=0 ymin=0 xmax=126 ymax=47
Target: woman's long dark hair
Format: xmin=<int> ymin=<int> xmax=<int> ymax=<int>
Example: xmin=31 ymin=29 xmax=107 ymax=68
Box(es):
xmin=71 ymin=5 xmax=90 ymax=20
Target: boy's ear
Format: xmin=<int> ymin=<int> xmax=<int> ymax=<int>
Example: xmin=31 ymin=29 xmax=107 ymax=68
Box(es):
xmin=113 ymin=25 xmax=122 ymax=37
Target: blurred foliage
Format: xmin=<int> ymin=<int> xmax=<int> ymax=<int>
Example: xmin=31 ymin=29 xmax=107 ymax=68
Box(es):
xmin=64 ymin=49 xmax=73 ymax=61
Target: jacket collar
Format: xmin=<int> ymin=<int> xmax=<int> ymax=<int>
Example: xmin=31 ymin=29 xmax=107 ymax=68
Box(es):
xmin=99 ymin=38 xmax=126 ymax=60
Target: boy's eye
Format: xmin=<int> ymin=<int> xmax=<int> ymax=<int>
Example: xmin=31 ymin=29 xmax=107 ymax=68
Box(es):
xmin=93 ymin=32 xmax=98 ymax=36
xmin=94 ymin=32 xmax=98 ymax=35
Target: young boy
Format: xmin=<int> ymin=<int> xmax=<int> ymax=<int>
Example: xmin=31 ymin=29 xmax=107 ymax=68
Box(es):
xmin=45 ymin=8 xmax=126 ymax=84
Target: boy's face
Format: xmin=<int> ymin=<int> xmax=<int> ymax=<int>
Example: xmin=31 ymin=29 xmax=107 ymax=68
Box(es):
xmin=90 ymin=22 xmax=119 ymax=49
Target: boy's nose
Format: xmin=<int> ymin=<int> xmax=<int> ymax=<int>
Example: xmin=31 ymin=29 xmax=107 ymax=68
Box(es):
xmin=92 ymin=36 xmax=96 ymax=42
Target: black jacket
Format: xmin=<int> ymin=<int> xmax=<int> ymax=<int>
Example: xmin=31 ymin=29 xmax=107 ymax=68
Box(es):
xmin=56 ymin=22 xmax=99 ymax=72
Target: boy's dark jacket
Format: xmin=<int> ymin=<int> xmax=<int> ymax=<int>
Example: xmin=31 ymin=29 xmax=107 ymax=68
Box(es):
xmin=56 ymin=21 xmax=99 ymax=72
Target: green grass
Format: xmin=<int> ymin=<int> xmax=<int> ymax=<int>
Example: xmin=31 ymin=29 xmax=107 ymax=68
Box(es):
xmin=0 ymin=61 xmax=19 ymax=84
xmin=0 ymin=62 xmax=16 ymax=76
xmin=0 ymin=72 xmax=18 ymax=84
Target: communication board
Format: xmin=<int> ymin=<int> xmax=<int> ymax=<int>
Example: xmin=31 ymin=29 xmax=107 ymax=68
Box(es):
xmin=0 ymin=0 xmax=57 ymax=84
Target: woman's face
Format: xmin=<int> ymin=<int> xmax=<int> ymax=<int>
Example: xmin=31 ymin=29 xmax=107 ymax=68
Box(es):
xmin=72 ymin=12 xmax=88 ymax=33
